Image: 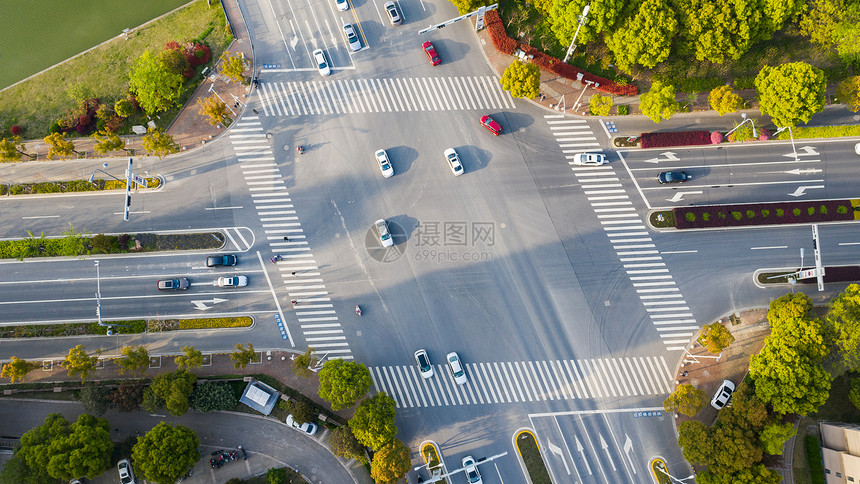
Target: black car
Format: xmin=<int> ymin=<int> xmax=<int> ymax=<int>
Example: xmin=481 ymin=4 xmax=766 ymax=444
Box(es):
xmin=657 ymin=171 xmax=690 ymax=184
xmin=205 ymin=255 xmax=237 ymax=267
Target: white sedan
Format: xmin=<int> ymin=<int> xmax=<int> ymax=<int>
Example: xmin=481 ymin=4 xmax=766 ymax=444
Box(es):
xmin=216 ymin=276 xmax=248 ymax=288
xmin=343 ymin=23 xmax=361 ymax=52
xmin=286 ymin=414 xmax=318 ymax=435
xmin=375 ymin=218 xmax=394 ymax=247
xmin=312 ymin=49 xmax=331 ymax=77
xmin=572 ymin=153 xmax=607 ymax=166
xmin=444 ymin=148 xmax=464 ymax=176
xmin=335 ymin=0 xmax=349 ymax=11
xmin=375 ymin=149 xmax=394 ymax=178
xmin=462 ymin=456 xmax=483 ymax=484
xmin=446 ymin=352 xmax=467 ymax=384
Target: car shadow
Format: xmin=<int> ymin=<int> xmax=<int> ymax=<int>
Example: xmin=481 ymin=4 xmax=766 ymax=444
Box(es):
xmin=388 ymin=214 xmax=419 ymax=245
xmin=495 ymin=110 xmax=535 ymax=132
xmin=457 ymin=145 xmax=491 ymax=173
xmin=387 ymin=145 xmax=419 ymax=175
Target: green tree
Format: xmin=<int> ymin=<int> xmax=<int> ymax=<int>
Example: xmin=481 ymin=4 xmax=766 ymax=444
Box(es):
xmin=197 ymin=94 xmax=230 ymax=126
xmin=329 ymin=426 xmax=368 ymax=464
xmin=117 ymin=345 xmax=149 ymax=375
xmin=114 ymin=98 xmax=135 ymax=118
xmin=605 ymin=0 xmax=676 ymax=72
xmin=850 ymin=377 xmax=860 ymax=410
xmin=677 ymin=420 xmax=711 ymax=465
xmin=219 ymin=51 xmax=248 ymax=84
xmin=132 ymin=422 xmax=200 ymax=484
xmin=0 ymin=136 xmax=35 ymax=161
xmin=709 ymin=422 xmax=763 ymax=473
xmin=128 ymin=50 xmax=186 ymax=115
xmin=266 ymin=468 xmax=287 ymax=484
xmin=755 ymin=62 xmax=826 ymax=127
xmin=44 ymin=132 xmax=81 ymax=159
xmin=827 ymin=284 xmax=860 ymax=370
xmin=157 ymin=48 xmax=191 ymax=75
xmin=760 ymin=422 xmax=797 ymax=455
xmin=292 ymin=347 xmax=316 ymax=378
xmin=149 ymin=370 xmax=197 ymax=416
xmin=370 ymin=438 xmax=411 ymax=484
xmin=1 ymin=356 xmax=39 ymax=383
xmin=16 ymin=413 xmax=113 ymax=482
xmin=663 ymin=384 xmax=708 ymax=416
xmin=76 ymin=383 xmax=113 ymax=416
xmin=768 ymin=292 xmax=812 ymax=325
xmin=639 ymin=81 xmax=678 ymax=123
xmin=762 ymin=0 xmax=805 ymax=33
xmin=550 ymin=0 xmax=628 ymax=46
xmin=500 ymin=60 xmax=541 ymax=99
xmin=61 ymin=345 xmax=99 ymax=381
xmin=231 ymin=342 xmax=258 ymax=369
xmin=318 ymin=359 xmax=372 ymax=410
xmin=837 ymin=76 xmax=860 ymax=112
xmin=699 ymin=322 xmax=735 ymax=353
xmin=174 ymin=345 xmax=204 ymax=370
xmin=190 ymin=381 xmax=238 ymax=412
xmin=349 ymin=392 xmax=397 ymax=451
xmin=716 ymin=383 xmax=768 ymax=433
xmin=800 ymin=0 xmax=860 ymax=63
xmin=141 ymin=127 xmax=179 ymax=159
xmin=287 ymin=399 xmax=317 ymax=425
xmin=698 ymin=464 xmax=782 ymax=484
xmin=449 ymin=0 xmax=493 ymax=14
xmin=91 ymin=130 xmax=129 ymax=155
xmin=676 ymin=0 xmax=767 ymax=63
xmin=588 ymin=94 xmax=614 ymax=116
xmin=708 ymin=86 xmax=744 ymax=116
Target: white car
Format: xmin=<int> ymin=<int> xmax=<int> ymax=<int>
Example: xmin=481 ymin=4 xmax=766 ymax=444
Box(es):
xmin=216 ymin=275 xmax=248 ymax=288
xmin=711 ymin=379 xmax=735 ymax=409
xmin=375 ymin=149 xmax=394 ymax=178
xmin=336 ymin=0 xmax=349 ymax=11
xmin=286 ymin=414 xmax=318 ymax=435
xmin=343 ymin=23 xmax=361 ymax=52
xmin=446 ymin=352 xmax=467 ymax=385
xmin=444 ymin=148 xmax=464 ymax=176
xmin=414 ymin=349 xmax=433 ymax=379
xmin=117 ymin=459 xmax=135 ymax=484
xmin=462 ymin=455 xmax=483 ymax=484
xmin=312 ymin=49 xmax=331 ymax=77
xmin=572 ymin=153 xmax=607 ymax=166
xmin=375 ymin=218 xmax=394 ymax=247
xmin=383 ymin=1 xmax=402 ymax=25
xmin=855 ymin=142 xmax=860 ymax=155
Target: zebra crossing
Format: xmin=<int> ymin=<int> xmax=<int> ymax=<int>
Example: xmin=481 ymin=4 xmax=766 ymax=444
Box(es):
xmin=228 ymin=116 xmax=352 ymax=360
xmin=370 ymin=356 xmax=672 ymax=408
xmin=255 ymin=76 xmax=515 ymax=116
xmin=546 ymin=114 xmax=698 ymax=351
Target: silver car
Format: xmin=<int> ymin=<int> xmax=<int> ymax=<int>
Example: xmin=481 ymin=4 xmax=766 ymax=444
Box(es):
xmin=375 ymin=219 xmax=394 ymax=247
xmin=343 ymin=23 xmax=361 ymax=52
xmin=383 ymin=1 xmax=402 ymax=25
xmin=414 ymin=349 xmax=433 ymax=379
xmin=446 ymin=352 xmax=467 ymax=385
xmin=312 ymin=49 xmax=331 ymax=77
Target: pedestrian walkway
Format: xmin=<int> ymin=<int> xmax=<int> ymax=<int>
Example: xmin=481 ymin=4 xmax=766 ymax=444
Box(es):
xmin=229 ymin=116 xmax=353 ymax=360
xmin=369 ymin=355 xmax=672 ymax=408
xmin=255 ymin=76 xmax=515 ymax=116
xmin=544 ymin=114 xmax=698 ymax=350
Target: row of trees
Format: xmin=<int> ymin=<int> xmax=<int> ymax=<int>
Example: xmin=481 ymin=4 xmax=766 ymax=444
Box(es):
xmin=0 ymin=413 xmax=199 ymax=484
xmin=0 ymin=126 xmax=179 ymax=162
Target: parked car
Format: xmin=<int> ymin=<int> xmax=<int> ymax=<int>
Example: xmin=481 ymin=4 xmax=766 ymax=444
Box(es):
xmin=157 ymin=278 xmax=189 ymax=290
xmin=286 ymin=414 xmax=318 ymax=435
xmin=343 ymin=23 xmax=361 ymax=52
xmin=444 ymin=148 xmax=464 ymax=176
xmin=205 ymin=254 xmax=237 ymax=267
xmin=312 ymin=49 xmax=331 ymax=76
xmin=422 ymin=41 xmax=440 ymax=66
xmin=479 ymin=115 xmax=502 ymax=135
xmin=446 ymin=352 xmax=467 ymax=384
xmin=657 ymin=171 xmax=690 ymax=184
xmin=375 ymin=219 xmax=394 ymax=247
xmin=383 ymin=1 xmax=402 ymax=25
xmin=375 ymin=149 xmax=394 ymax=178
xmin=336 ymin=0 xmax=349 ymax=11
xmin=414 ymin=349 xmax=434 ymax=379
xmin=117 ymin=459 xmax=135 ymax=484
xmin=855 ymin=142 xmax=860 ymax=155
xmin=572 ymin=153 xmax=607 ymax=166
xmin=217 ymin=276 xmax=248 ymax=288
xmin=711 ymin=380 xmax=735 ymax=409
xmin=462 ymin=455 xmax=483 ymax=484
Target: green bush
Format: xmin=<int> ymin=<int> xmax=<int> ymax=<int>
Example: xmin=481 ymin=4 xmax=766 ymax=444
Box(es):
xmin=732 ymin=212 xmax=742 ymax=220
xmin=734 ymin=76 xmax=756 ymax=89
xmin=793 ymin=208 xmax=801 ymax=216
xmin=777 ymin=209 xmax=784 ymax=216
xmin=702 ymin=213 xmax=710 ymax=221
xmin=618 ymin=105 xmax=629 ymax=115
xmin=806 ymin=435 xmax=825 ymax=484
xmin=90 ymin=234 xmax=113 ymax=253
xmin=838 ymin=205 xmax=848 ymax=214
xmin=849 ymin=377 xmax=860 ymax=410
xmin=718 ymin=212 xmax=726 ymax=219
xmin=820 ymin=205 xmax=827 ymax=214
xmin=746 ymin=210 xmax=755 ymax=218
xmin=48 ymin=122 xmax=61 ymax=134
xmin=807 ymin=207 xmax=815 ymax=215
xmin=190 ymin=381 xmax=238 ymax=412
xmin=685 ymin=213 xmax=695 ymax=222
xmin=762 ymin=210 xmax=769 ymax=217
xmin=654 ymin=75 xmax=723 ymax=93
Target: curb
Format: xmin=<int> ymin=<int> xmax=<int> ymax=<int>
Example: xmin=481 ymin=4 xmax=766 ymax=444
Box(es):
xmin=417 ymin=440 xmax=451 ymax=484
xmin=511 ymin=428 xmax=540 ymax=484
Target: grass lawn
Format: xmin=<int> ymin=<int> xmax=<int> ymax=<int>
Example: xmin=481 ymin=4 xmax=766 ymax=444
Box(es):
xmin=516 ymin=431 xmax=551 ymax=484
xmin=0 ymin=0 xmax=233 ymax=138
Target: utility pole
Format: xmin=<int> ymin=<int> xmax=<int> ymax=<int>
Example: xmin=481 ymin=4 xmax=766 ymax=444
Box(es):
xmin=563 ymin=3 xmax=590 ymax=63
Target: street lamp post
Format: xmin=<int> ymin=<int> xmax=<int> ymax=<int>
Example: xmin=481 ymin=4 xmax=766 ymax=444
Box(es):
xmin=655 ymin=465 xmax=695 ymax=484
xmin=208 ymin=82 xmax=237 ymax=116
xmin=562 ymin=3 xmax=590 ymax=63
xmin=725 ymin=112 xmax=757 ymax=139
xmin=88 ymin=158 xmax=147 ymax=221
xmin=774 ymin=126 xmax=798 ymax=161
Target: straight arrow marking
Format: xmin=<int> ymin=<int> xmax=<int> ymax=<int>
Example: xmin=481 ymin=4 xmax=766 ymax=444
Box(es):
xmin=575 ymin=436 xmax=592 ymax=475
xmin=623 ymin=434 xmax=636 ymax=474
xmin=600 ymin=435 xmax=616 ymax=471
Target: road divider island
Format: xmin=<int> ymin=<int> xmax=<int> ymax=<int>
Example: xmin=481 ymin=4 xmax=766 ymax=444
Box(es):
xmin=650 ymin=199 xmax=860 ymax=230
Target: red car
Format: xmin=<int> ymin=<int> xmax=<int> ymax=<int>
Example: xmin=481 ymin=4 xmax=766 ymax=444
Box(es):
xmin=422 ymin=41 xmax=441 ymax=66
xmin=480 ymin=115 xmax=502 ymax=135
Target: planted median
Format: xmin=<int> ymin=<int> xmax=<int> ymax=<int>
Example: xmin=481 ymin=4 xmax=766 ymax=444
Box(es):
xmin=516 ymin=430 xmax=551 ymax=484
xmin=650 ymin=199 xmax=860 ymax=230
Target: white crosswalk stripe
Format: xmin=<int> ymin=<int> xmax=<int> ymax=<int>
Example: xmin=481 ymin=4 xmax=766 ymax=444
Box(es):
xmin=256 ymin=76 xmax=515 ymax=116
xmin=226 ymin=117 xmax=352 ymax=359
xmin=544 ymin=114 xmax=699 ymax=350
xmin=369 ymin=356 xmax=671 ymax=408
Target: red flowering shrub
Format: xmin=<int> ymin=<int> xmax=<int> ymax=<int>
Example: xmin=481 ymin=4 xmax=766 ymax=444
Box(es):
xmin=485 ymin=11 xmax=517 ymax=54
xmin=182 ymin=68 xmax=195 ymax=78
xmin=183 ymin=42 xmax=211 ymax=67
xmin=165 ymin=40 xmax=182 ymax=51
xmin=10 ymin=125 xmax=21 ymax=136
xmin=758 ymin=128 xmax=771 ymax=141
xmin=710 ymin=131 xmax=723 ymax=144
xmin=106 ymin=115 xmax=125 ymax=133
xmin=641 ymin=131 xmax=710 ymax=149
xmin=78 ymin=115 xmax=91 ymax=126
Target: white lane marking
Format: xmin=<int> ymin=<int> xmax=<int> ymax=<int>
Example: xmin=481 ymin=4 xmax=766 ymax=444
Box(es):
xmin=751 ymin=246 xmax=788 ymax=250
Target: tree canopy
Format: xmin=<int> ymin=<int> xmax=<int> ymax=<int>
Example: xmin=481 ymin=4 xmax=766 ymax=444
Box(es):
xmin=675 ymin=0 xmax=767 ymax=63
xmin=132 ymin=422 xmax=200 ymax=484
xmin=837 ymin=76 xmax=860 ymax=112
xmin=231 ymin=342 xmax=258 ymax=369
xmin=500 ymin=60 xmax=541 ymax=99
xmin=605 ymin=0 xmax=676 ymax=72
xmin=146 ymin=370 xmax=197 ymax=416
xmin=663 ymin=384 xmax=708 ymax=416
xmin=61 ymin=344 xmax=99 ymax=380
xmin=15 ymin=413 xmax=113 ymax=482
xmin=588 ymin=94 xmax=614 ymax=116
xmin=699 ymin=322 xmax=735 ymax=353
xmin=329 ymin=426 xmax=368 ymax=464
xmin=370 ymin=438 xmax=411 ymax=484
xmin=197 ymin=94 xmax=230 ymax=126
xmin=349 ymin=392 xmax=397 ymax=451
xmin=1 ymin=356 xmax=39 ymax=383
xmin=128 ymin=50 xmax=186 ymax=115
xmin=91 ymin=131 xmax=127 ymax=155
xmin=709 ymin=86 xmax=744 ymax=116
xmin=827 ymin=284 xmax=860 ymax=371
xmin=174 ymin=345 xmax=204 ymax=370
xmin=318 ymin=359 xmax=372 ymax=410
xmin=142 ymin=128 xmax=179 ymax=159
xmin=639 ymin=81 xmax=678 ymax=123
xmin=117 ymin=345 xmax=149 ymax=375
xmin=755 ymin=62 xmax=826 ymax=127
xmin=550 ymin=0 xmax=629 ymax=46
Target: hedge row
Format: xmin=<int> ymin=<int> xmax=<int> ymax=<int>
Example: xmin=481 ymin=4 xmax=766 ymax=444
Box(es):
xmin=641 ymin=131 xmax=710 ymax=149
xmin=674 ymin=200 xmax=854 ymax=229
xmin=1 ymin=177 xmax=160 ymax=196
xmin=776 ymin=124 xmax=860 ymax=140
xmin=0 ymin=320 xmax=146 ymax=339
xmin=483 ymin=10 xmax=637 ymax=96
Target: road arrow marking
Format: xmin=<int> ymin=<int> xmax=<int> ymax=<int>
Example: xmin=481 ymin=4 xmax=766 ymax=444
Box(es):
xmin=788 ymin=185 xmax=825 ymax=197
xmin=622 ymin=434 xmax=636 ymax=474
xmin=644 ymin=151 xmax=679 ymax=164
xmin=575 ymin=436 xmax=592 ymax=475
xmin=192 ymin=297 xmax=228 ymax=310
xmin=785 ymin=168 xmax=823 ymax=175
xmin=599 ymin=435 xmax=616 ymax=471
xmin=783 ymin=146 xmax=818 ymax=157
xmin=666 ymin=191 xmax=703 ymax=202
xmin=290 ymin=36 xmax=299 ymax=50
xmin=547 ymin=440 xmax=571 ymax=475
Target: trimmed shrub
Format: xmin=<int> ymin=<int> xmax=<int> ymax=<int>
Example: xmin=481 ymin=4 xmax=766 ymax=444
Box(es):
xmin=10 ymin=125 xmax=21 ymax=136
xmin=48 ymin=122 xmax=61 ymax=134
xmin=718 ymin=212 xmax=726 ymax=219
xmin=793 ymin=208 xmax=801 ymax=216
xmin=673 ymin=200 xmax=854 ymax=229
xmin=838 ymin=205 xmax=848 ymax=214
xmin=746 ymin=210 xmax=755 ymax=218
xmin=485 ymin=11 xmax=517 ymax=55
xmin=732 ymin=212 xmax=742 ymax=220
xmin=758 ymin=128 xmax=771 ymax=141
xmin=820 ymin=205 xmax=827 ymax=214
xmin=685 ymin=213 xmax=695 ymax=222
xmin=190 ymin=381 xmax=238 ymax=412
xmin=710 ymin=131 xmax=723 ymax=144
xmin=618 ymin=105 xmax=629 ymax=115
xmin=777 ymin=209 xmax=784 ymax=216
xmin=807 ymin=207 xmax=815 ymax=215
xmin=640 ymin=131 xmax=710 ymax=149
xmin=762 ymin=210 xmax=769 ymax=217
xmin=702 ymin=213 xmax=710 ymax=221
